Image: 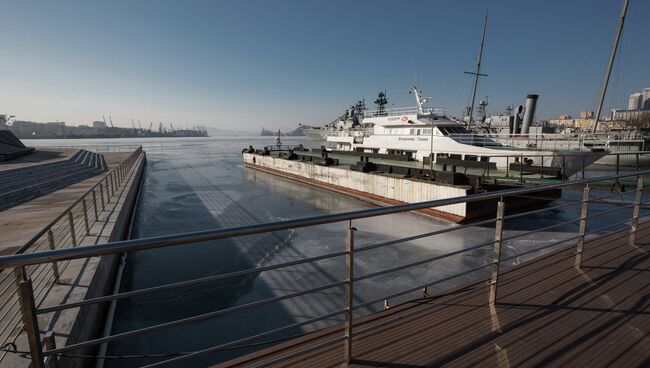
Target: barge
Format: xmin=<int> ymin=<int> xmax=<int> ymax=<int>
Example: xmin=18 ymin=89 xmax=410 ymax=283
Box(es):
xmin=243 ymin=149 xmax=561 ymax=223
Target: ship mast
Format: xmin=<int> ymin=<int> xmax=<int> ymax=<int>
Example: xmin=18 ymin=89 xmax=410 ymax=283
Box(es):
xmin=465 ymin=13 xmax=488 ymax=127
xmin=591 ymin=0 xmax=629 ymax=133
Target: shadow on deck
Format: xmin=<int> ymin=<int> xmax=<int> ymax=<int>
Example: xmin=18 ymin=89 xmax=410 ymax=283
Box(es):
xmin=218 ymin=222 xmax=650 ymax=368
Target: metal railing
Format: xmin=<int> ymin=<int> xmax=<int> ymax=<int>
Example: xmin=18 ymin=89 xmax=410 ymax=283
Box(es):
xmin=0 ymin=146 xmax=145 ymax=364
xmin=364 ymin=106 xmax=447 ymax=118
xmin=0 ymin=168 xmax=648 ymax=367
xmin=23 ymin=145 xmax=142 ymax=153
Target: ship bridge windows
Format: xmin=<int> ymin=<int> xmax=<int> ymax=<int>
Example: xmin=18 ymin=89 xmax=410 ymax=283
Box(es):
xmin=438 ymin=126 xmax=471 ymax=136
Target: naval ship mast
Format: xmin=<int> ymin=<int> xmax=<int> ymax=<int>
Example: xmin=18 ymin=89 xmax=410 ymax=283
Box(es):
xmin=592 ymin=0 xmax=629 ymax=133
xmin=465 ymin=13 xmax=488 ymax=127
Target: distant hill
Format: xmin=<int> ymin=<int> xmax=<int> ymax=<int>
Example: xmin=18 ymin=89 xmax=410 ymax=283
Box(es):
xmin=206 ymin=127 xmax=256 ymax=136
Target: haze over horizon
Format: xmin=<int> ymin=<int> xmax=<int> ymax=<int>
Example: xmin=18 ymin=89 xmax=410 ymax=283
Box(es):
xmin=1 ymin=0 xmax=649 ymax=131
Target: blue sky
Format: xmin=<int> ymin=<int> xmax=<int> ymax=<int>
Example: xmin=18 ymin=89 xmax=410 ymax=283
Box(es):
xmin=1 ymin=0 xmax=648 ymax=131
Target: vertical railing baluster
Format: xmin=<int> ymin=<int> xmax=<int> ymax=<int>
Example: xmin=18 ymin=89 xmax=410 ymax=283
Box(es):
xmin=82 ymin=198 xmax=90 ymax=235
xmin=629 ymin=176 xmax=644 ymax=247
xmin=344 ymin=221 xmax=356 ymax=364
xmin=68 ymin=211 xmax=77 ymax=247
xmin=15 ymin=267 xmax=44 ymax=368
xmin=99 ymin=182 xmax=105 ymax=211
xmin=489 ymin=199 xmax=505 ymax=305
xmin=44 ymin=331 xmax=57 ymax=368
xmin=575 ymin=185 xmax=591 ymax=268
xmin=92 ymin=189 xmax=99 ymax=221
xmin=110 ymin=172 xmax=115 ymax=194
xmin=47 ymin=230 xmax=60 ymax=282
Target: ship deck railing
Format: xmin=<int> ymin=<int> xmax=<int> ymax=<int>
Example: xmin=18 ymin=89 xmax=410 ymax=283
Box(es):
xmin=0 ymin=168 xmax=649 ymax=367
xmin=364 ymin=106 xmax=447 ymax=118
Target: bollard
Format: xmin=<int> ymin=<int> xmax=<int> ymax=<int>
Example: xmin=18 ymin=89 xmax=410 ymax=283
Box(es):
xmin=575 ymin=186 xmax=591 ymax=268
xmin=489 ymin=200 xmax=505 ymax=305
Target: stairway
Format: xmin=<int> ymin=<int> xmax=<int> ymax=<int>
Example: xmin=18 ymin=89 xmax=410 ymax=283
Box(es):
xmin=0 ymin=150 xmax=108 ymax=211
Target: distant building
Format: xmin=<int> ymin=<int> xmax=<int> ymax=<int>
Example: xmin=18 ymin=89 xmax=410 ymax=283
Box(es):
xmin=611 ymin=109 xmax=650 ymax=122
xmin=644 ymin=88 xmax=650 ymax=110
xmin=629 ymin=93 xmax=643 ymax=110
xmin=574 ymin=119 xmax=595 ymax=130
xmin=626 ymin=88 xmax=650 ymax=111
xmin=549 ymin=116 xmax=576 ymax=128
xmin=580 ymin=111 xmax=594 ymax=119
xmin=92 ymin=121 xmax=107 ymax=129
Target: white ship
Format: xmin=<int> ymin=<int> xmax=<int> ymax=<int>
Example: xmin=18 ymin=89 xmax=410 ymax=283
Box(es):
xmin=474 ymin=103 xmax=650 ymax=167
xmin=321 ymin=83 xmax=604 ymax=177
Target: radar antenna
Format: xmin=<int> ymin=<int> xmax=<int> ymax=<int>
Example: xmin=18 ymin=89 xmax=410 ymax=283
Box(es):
xmin=374 ymin=90 xmax=388 ymax=116
xmin=409 ymin=80 xmax=430 ymax=114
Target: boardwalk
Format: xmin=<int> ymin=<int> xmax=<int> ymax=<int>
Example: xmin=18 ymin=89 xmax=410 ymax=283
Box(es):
xmin=219 ymin=221 xmax=650 ymax=367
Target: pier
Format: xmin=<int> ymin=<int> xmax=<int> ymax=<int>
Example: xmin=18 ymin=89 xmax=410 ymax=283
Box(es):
xmin=220 ymin=221 xmax=650 ymax=367
xmin=0 ymin=168 xmax=646 ymax=367
xmin=0 ymin=146 xmax=146 ymax=368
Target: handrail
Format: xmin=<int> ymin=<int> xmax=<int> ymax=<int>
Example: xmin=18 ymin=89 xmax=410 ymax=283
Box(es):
xmin=2 ymin=163 xmax=647 ymax=367
xmin=0 ymin=169 xmax=648 ymax=270
xmin=12 ymin=147 xmax=143 ymax=255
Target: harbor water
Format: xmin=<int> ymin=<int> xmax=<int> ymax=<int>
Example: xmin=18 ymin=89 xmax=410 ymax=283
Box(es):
xmin=22 ymin=137 xmax=646 ymax=367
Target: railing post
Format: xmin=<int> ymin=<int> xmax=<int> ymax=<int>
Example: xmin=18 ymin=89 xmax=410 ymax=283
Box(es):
xmin=82 ymin=199 xmax=90 ymax=235
xmin=582 ymin=155 xmax=586 ymax=179
xmin=47 ymin=230 xmax=60 ymax=282
xmin=109 ymin=172 xmax=115 ymax=194
xmin=99 ymin=182 xmax=106 ymax=211
xmin=562 ymin=154 xmax=567 ymax=181
xmin=15 ymin=268 xmax=45 ymax=368
xmin=575 ymin=185 xmax=591 ymax=268
xmin=489 ymin=199 xmax=505 ymax=306
xmin=344 ymin=222 xmax=356 ymax=364
xmin=92 ymin=189 xmax=99 ymax=221
xmin=44 ymin=331 xmax=58 ymax=368
xmin=629 ymin=176 xmax=644 ymax=247
xmin=68 ymin=212 xmax=77 ymax=247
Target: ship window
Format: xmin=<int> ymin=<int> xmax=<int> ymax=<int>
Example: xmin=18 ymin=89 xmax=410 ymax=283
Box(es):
xmin=439 ymin=126 xmax=471 ymax=136
xmin=423 ymin=128 xmax=432 ymax=135
xmin=410 ymin=129 xmax=415 ymax=135
xmin=416 ymin=129 xmax=421 ymax=135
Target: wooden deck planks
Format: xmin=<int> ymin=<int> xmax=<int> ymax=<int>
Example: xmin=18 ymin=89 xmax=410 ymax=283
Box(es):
xmin=216 ymin=221 xmax=650 ymax=368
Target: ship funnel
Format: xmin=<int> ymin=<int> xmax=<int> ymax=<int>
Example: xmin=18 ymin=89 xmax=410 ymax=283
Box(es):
xmin=521 ymin=94 xmax=538 ymax=135
xmin=513 ymin=105 xmax=523 ymax=134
